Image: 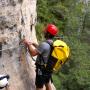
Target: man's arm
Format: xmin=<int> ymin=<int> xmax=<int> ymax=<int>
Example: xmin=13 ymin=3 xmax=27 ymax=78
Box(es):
xmin=23 ymin=39 xmax=39 ymax=56
xmin=32 ymin=42 xmax=39 ymax=48
xmin=28 ymin=44 xmax=39 ymax=56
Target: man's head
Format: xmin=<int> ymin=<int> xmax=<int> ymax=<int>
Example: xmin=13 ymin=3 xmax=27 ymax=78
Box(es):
xmin=44 ymin=24 xmax=58 ymax=39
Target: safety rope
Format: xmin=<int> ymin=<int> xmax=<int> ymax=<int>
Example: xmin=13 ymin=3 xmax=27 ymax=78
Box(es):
xmin=0 ymin=44 xmax=24 ymax=52
xmin=0 ymin=43 xmax=36 ymax=62
xmin=0 ymin=46 xmax=86 ymax=52
xmin=0 ymin=44 xmax=36 ymax=72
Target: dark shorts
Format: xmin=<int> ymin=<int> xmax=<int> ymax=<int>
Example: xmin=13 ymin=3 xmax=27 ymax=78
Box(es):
xmin=35 ymin=68 xmax=52 ymax=88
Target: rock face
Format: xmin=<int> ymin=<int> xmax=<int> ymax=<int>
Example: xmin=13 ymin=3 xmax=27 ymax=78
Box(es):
xmin=0 ymin=0 xmax=37 ymax=90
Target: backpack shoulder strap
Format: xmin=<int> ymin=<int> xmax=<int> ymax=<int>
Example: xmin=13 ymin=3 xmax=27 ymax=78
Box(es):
xmin=39 ymin=40 xmax=53 ymax=66
xmin=46 ymin=40 xmax=54 ymax=53
xmin=46 ymin=40 xmax=53 ymax=46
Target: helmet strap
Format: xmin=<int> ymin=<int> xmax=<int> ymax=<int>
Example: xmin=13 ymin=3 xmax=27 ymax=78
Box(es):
xmin=44 ymin=32 xmax=54 ymax=39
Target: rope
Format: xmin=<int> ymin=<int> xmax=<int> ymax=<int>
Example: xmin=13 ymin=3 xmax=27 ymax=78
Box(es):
xmin=0 ymin=43 xmax=89 ymax=52
xmin=0 ymin=43 xmax=36 ymax=62
xmin=0 ymin=44 xmax=24 ymax=52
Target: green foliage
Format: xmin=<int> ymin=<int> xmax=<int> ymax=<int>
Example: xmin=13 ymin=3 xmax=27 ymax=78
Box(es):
xmin=36 ymin=0 xmax=67 ymax=37
xmin=36 ymin=0 xmax=90 ymax=90
xmin=35 ymin=23 xmax=44 ymax=41
xmin=53 ymin=74 xmax=61 ymax=90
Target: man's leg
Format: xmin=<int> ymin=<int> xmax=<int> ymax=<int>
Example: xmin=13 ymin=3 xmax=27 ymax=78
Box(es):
xmin=35 ymin=74 xmax=44 ymax=90
xmin=36 ymin=87 xmax=44 ymax=90
xmin=45 ymin=80 xmax=52 ymax=90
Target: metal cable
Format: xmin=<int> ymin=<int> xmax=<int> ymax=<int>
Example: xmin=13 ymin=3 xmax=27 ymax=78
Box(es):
xmin=0 ymin=44 xmax=25 ymax=52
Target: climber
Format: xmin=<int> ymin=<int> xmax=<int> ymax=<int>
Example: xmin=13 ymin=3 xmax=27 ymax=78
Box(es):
xmin=23 ymin=24 xmax=58 ymax=90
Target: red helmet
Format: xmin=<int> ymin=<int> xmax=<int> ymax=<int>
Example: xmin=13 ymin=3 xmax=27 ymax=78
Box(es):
xmin=45 ymin=24 xmax=58 ymax=36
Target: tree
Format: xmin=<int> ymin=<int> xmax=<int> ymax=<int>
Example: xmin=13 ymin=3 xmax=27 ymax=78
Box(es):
xmin=36 ymin=0 xmax=90 ymax=90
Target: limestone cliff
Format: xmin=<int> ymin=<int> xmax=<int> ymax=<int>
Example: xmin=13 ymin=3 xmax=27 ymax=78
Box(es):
xmin=0 ymin=0 xmax=37 ymax=90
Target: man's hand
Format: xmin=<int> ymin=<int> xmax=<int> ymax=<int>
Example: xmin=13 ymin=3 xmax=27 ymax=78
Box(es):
xmin=32 ymin=42 xmax=39 ymax=48
xmin=22 ymin=39 xmax=32 ymax=47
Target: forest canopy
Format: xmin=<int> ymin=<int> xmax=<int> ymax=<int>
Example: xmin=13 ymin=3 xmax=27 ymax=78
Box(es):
xmin=36 ymin=0 xmax=90 ymax=90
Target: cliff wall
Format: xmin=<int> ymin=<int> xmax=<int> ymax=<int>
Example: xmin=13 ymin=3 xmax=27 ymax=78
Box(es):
xmin=0 ymin=0 xmax=37 ymax=90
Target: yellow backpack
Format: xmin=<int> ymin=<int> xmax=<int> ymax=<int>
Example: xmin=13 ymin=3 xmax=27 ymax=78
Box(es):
xmin=46 ymin=39 xmax=70 ymax=72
